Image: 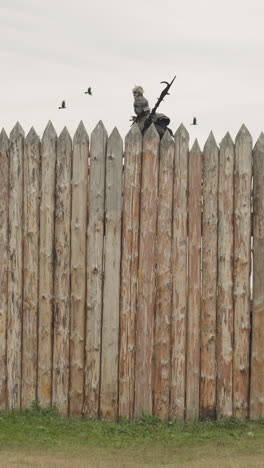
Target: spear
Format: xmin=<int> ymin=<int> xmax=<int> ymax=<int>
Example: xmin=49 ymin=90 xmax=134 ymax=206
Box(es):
xmin=150 ymin=75 xmax=176 ymax=117
xmin=141 ymin=75 xmax=176 ymax=131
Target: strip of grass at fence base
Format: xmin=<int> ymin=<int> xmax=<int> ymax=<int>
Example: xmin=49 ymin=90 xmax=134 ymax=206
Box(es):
xmin=0 ymin=408 xmax=264 ymax=451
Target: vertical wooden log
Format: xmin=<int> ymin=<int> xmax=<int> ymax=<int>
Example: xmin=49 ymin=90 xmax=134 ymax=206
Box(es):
xmin=52 ymin=128 xmax=72 ymax=415
xmin=22 ymin=128 xmax=40 ymax=409
xmin=85 ymin=121 xmax=107 ymax=418
xmin=119 ymin=124 xmax=142 ymax=420
xmin=0 ymin=129 xmax=9 ymax=410
xmin=170 ymin=124 xmax=189 ymax=420
xmin=69 ymin=121 xmax=89 ymax=416
xmin=233 ymin=124 xmax=252 ymax=419
xmin=217 ymin=132 xmax=235 ymax=417
xmin=153 ymin=131 xmax=174 ymax=421
xmin=7 ymin=122 xmax=24 ymax=410
xmin=250 ymin=133 xmax=264 ymax=418
xmin=38 ymin=121 xmax=57 ymax=407
xmin=134 ymin=124 xmax=159 ymax=419
xmin=100 ymin=128 xmax=123 ymax=420
xmin=200 ymin=132 xmax=218 ymax=419
xmin=186 ymin=139 xmax=202 ymax=420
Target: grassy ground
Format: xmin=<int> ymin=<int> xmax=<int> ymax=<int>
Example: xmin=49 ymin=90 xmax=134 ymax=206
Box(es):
xmin=0 ymin=408 xmax=264 ymax=467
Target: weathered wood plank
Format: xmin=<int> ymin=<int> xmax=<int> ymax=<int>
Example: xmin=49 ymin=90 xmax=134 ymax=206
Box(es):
xmin=69 ymin=121 xmax=89 ymax=416
xmin=200 ymin=132 xmax=218 ymax=419
xmin=22 ymin=127 xmax=40 ymax=409
xmin=38 ymin=121 xmax=57 ymax=407
xmin=7 ymin=122 xmax=24 ymax=410
xmin=85 ymin=121 xmax=107 ymax=418
xmin=100 ymin=128 xmax=123 ymax=420
xmin=170 ymin=124 xmax=189 ymax=420
xmin=250 ymin=133 xmax=264 ymax=418
xmin=52 ymin=127 xmax=72 ymax=415
xmin=217 ymin=132 xmax=235 ymax=417
xmin=233 ymin=124 xmax=252 ymax=419
xmin=153 ymin=131 xmax=174 ymax=421
xmin=186 ymin=139 xmax=202 ymax=420
xmin=134 ymin=124 xmax=159 ymax=418
xmin=0 ymin=129 xmax=9 ymax=410
xmin=119 ymin=124 xmax=142 ymax=420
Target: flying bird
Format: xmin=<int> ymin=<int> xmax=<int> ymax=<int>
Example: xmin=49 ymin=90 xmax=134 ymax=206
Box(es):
xmin=85 ymin=87 xmax=92 ymax=95
xmin=191 ymin=117 xmax=197 ymax=125
xmin=59 ymin=100 xmax=66 ymax=109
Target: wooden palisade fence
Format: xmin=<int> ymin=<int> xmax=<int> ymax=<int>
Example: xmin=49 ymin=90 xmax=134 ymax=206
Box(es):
xmin=0 ymin=120 xmax=264 ymax=420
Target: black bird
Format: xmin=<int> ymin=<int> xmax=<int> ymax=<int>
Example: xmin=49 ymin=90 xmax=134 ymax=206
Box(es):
xmin=59 ymin=100 xmax=66 ymax=109
xmin=191 ymin=117 xmax=197 ymax=125
xmin=85 ymin=87 xmax=92 ymax=95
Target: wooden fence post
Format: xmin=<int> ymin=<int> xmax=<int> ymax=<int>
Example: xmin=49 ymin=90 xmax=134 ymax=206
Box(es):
xmin=119 ymin=124 xmax=142 ymax=420
xmin=38 ymin=121 xmax=57 ymax=407
xmin=217 ymin=132 xmax=235 ymax=417
xmin=200 ymin=132 xmax=218 ymax=419
xmin=153 ymin=130 xmax=174 ymax=420
xmin=186 ymin=139 xmax=202 ymax=420
xmin=250 ymin=133 xmax=264 ymax=418
xmin=134 ymin=123 xmax=159 ymax=419
xmin=100 ymin=128 xmax=123 ymax=420
xmin=170 ymin=124 xmax=189 ymax=420
xmin=22 ymin=127 xmax=40 ymax=409
xmin=233 ymin=124 xmax=252 ymax=418
xmin=7 ymin=122 xmax=24 ymax=410
xmin=52 ymin=127 xmax=72 ymax=415
xmin=85 ymin=121 xmax=107 ymax=418
xmin=69 ymin=121 xmax=89 ymax=416
xmin=0 ymin=129 xmax=9 ymax=410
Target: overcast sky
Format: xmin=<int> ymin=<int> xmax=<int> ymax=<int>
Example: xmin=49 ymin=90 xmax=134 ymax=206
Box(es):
xmin=1 ymin=0 xmax=264 ymax=147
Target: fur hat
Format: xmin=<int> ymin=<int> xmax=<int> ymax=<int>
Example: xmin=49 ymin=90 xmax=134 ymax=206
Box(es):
xmin=132 ymin=85 xmax=144 ymax=95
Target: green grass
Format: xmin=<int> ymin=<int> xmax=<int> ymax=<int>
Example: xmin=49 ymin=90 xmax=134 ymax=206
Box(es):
xmin=0 ymin=406 xmax=263 ymax=452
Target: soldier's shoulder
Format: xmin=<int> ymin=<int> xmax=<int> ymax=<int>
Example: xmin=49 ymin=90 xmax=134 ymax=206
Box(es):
xmin=134 ymin=95 xmax=148 ymax=105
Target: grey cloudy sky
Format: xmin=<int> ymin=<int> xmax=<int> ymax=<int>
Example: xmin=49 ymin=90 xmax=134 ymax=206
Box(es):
xmin=1 ymin=0 xmax=264 ymax=146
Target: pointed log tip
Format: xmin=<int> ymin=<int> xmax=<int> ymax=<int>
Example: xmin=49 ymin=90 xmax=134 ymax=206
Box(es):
xmin=254 ymin=132 xmax=264 ymax=150
xmin=190 ymin=138 xmax=201 ymax=154
xmin=92 ymin=120 xmax=108 ymax=136
xmin=43 ymin=120 xmax=57 ymax=139
xmin=125 ymin=123 xmax=143 ymax=141
xmin=160 ymin=129 xmax=174 ymax=145
xmin=10 ymin=122 xmax=25 ymax=139
xmin=0 ymin=128 xmax=9 ymax=147
xmin=257 ymin=131 xmax=264 ymax=143
xmin=59 ymin=126 xmax=72 ymax=141
xmin=109 ymin=126 xmax=122 ymax=141
xmin=73 ymin=121 xmax=89 ymax=143
xmin=76 ymin=120 xmax=88 ymax=134
xmin=143 ymin=122 xmax=159 ymax=140
xmin=25 ymin=126 xmax=40 ymax=142
xmin=220 ymin=131 xmax=234 ymax=147
xmin=204 ymin=130 xmax=218 ymax=149
xmin=174 ymin=123 xmax=189 ymax=139
xmin=240 ymin=123 xmax=249 ymax=132
xmin=235 ymin=123 xmax=252 ymax=142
